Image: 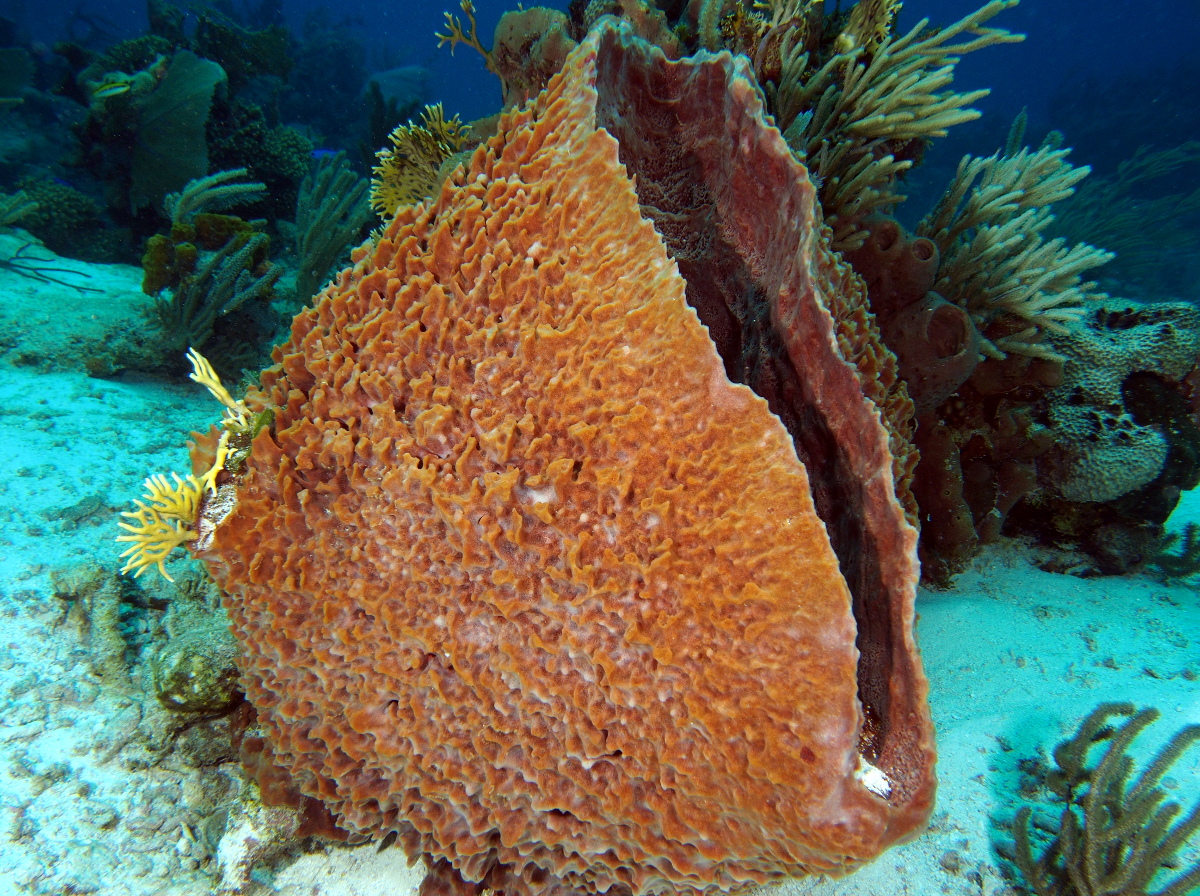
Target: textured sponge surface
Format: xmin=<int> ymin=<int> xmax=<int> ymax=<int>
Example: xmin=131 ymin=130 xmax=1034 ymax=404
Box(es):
xmin=200 ymin=31 xmax=882 ymax=896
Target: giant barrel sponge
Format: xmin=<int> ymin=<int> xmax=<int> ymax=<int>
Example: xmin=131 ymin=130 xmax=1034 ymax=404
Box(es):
xmin=190 ymin=22 xmax=936 ymax=896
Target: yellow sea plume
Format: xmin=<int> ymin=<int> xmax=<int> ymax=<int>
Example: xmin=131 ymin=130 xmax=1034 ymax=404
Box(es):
xmin=117 ymin=472 xmax=203 ymax=581
xmin=435 ymin=0 xmax=492 ymax=66
xmin=838 ymin=0 xmax=903 ymax=56
xmin=187 ymin=346 xmax=251 ymax=432
xmin=370 ymin=104 xmax=472 ymax=219
xmin=116 ymin=349 xmax=239 ymax=581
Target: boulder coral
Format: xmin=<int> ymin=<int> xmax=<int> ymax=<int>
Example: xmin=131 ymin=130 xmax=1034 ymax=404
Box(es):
xmin=1045 ymin=302 xmax=1200 ymax=506
xmin=187 ymin=23 xmax=933 ymax=896
xmin=909 ymin=297 xmax=1200 ymax=581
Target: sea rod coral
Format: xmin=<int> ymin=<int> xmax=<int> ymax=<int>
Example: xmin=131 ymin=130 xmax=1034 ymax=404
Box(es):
xmin=158 ymin=21 xmax=933 ymax=896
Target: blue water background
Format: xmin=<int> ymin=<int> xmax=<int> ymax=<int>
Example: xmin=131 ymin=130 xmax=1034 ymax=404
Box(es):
xmin=9 ymin=0 xmax=1200 ymax=167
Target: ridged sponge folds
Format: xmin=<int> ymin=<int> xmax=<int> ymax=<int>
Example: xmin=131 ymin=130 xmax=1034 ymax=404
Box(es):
xmin=190 ymin=22 xmax=935 ymax=896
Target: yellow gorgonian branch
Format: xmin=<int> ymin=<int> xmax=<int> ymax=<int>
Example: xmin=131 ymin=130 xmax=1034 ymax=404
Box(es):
xmin=371 ymin=104 xmax=473 ymax=218
xmin=187 ymin=347 xmax=251 ymax=432
xmin=838 ymin=0 xmax=903 ymax=56
xmin=435 ymin=0 xmax=493 ymax=66
xmin=117 ymin=348 xmax=243 ymax=581
xmin=116 ymin=472 xmax=204 ymax=581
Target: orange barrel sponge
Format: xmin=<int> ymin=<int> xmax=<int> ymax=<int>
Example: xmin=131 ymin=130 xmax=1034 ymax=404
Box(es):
xmin=191 ymin=21 xmax=935 ymax=896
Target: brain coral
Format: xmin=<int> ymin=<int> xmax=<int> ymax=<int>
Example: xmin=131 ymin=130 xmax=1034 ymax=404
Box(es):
xmin=1047 ymin=301 xmax=1200 ymax=503
xmin=192 ymin=22 xmax=933 ymax=896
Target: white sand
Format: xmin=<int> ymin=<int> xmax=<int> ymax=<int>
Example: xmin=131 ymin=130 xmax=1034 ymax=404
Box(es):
xmin=0 ymin=233 xmax=1196 ymax=896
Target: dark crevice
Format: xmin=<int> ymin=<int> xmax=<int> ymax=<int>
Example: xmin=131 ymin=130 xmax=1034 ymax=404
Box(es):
xmin=593 ymin=39 xmax=895 ymax=768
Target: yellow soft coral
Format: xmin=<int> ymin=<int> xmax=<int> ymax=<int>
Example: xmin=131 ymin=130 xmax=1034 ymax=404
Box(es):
xmin=117 ymin=349 xmax=239 ymax=580
xmin=370 ymin=104 xmax=472 ymax=218
xmin=839 ymin=0 xmax=903 ymax=56
xmin=187 ymin=346 xmax=251 ymax=432
xmin=116 ymin=472 xmax=203 ymax=580
xmin=435 ymin=0 xmax=493 ymax=65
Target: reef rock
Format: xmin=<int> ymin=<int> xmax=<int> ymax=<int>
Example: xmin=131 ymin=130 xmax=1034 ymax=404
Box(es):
xmin=192 ymin=22 xmax=933 ymax=896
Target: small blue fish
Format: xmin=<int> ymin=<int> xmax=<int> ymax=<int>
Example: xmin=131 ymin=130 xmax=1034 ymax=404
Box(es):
xmin=311 ymin=148 xmax=339 ymax=160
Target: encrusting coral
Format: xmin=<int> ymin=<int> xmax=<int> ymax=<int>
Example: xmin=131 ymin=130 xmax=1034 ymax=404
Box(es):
xmin=178 ymin=21 xmax=934 ymax=896
xmin=1043 ymin=303 xmax=1200 ymax=506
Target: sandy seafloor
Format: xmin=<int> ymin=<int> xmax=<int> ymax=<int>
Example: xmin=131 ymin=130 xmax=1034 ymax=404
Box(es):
xmin=0 ymin=230 xmax=1196 ymax=896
